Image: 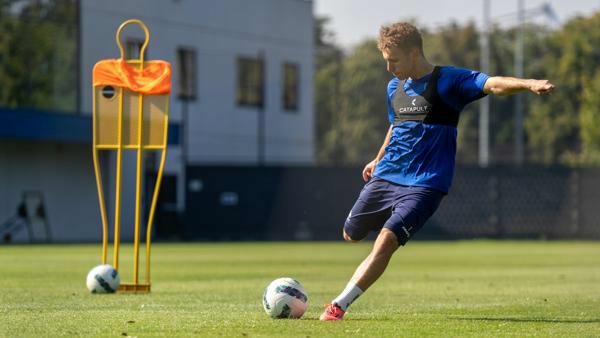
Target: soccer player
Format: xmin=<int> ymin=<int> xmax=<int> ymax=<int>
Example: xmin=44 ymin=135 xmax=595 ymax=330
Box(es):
xmin=319 ymin=22 xmax=555 ymax=321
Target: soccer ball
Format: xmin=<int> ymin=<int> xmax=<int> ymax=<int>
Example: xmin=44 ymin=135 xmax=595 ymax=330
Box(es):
xmin=262 ymin=277 xmax=308 ymax=319
xmin=86 ymin=264 xmax=120 ymax=293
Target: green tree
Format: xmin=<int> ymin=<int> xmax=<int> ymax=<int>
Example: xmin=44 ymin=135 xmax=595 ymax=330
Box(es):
xmin=335 ymin=40 xmax=390 ymax=164
xmin=579 ymin=70 xmax=600 ymax=164
xmin=526 ymin=12 xmax=600 ymax=165
xmin=314 ymin=16 xmax=345 ymax=164
xmin=486 ymin=23 xmax=553 ymax=163
xmin=0 ymin=0 xmax=77 ymax=112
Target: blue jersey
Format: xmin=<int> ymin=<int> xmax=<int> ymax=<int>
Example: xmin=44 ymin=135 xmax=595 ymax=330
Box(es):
xmin=373 ymin=66 xmax=489 ymax=193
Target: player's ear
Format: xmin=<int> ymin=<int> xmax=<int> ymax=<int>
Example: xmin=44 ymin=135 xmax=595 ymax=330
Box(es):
xmin=407 ymin=48 xmax=420 ymax=64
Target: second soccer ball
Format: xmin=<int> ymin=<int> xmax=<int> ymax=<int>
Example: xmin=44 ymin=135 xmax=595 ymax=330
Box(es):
xmin=86 ymin=264 xmax=120 ymax=293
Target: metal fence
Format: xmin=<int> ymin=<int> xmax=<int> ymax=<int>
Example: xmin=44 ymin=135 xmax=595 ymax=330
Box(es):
xmin=430 ymin=166 xmax=600 ymax=240
xmin=174 ymin=166 xmax=600 ymax=241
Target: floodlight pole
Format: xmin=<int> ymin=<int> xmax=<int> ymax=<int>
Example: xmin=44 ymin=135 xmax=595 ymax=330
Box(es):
xmin=514 ymin=0 xmax=525 ymax=166
xmin=479 ymin=0 xmax=491 ymax=168
xmin=480 ymin=0 xmax=557 ymax=167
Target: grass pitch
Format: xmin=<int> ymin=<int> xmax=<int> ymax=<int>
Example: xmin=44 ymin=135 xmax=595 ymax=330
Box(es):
xmin=1 ymin=241 xmax=599 ymax=337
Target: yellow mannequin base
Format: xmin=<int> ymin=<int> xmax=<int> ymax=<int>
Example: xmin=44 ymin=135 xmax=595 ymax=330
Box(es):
xmin=118 ymin=283 xmax=151 ymax=293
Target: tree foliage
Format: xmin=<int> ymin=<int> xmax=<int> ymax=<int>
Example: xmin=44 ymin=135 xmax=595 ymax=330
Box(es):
xmin=315 ymin=12 xmax=600 ymax=166
xmin=0 ymin=0 xmax=77 ymax=112
xmin=526 ymin=12 xmax=600 ymax=165
xmin=314 ymin=16 xmax=345 ymax=164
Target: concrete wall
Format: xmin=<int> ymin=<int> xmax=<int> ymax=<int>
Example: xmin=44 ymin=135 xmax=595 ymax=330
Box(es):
xmin=0 ymin=140 xmax=104 ymax=242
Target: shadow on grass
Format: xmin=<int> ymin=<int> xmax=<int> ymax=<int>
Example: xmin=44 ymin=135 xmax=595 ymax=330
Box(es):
xmin=302 ymin=316 xmax=392 ymax=322
xmin=451 ymin=317 xmax=600 ymax=324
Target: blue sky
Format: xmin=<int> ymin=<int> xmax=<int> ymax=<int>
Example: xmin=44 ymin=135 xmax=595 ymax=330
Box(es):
xmin=315 ymin=0 xmax=600 ymax=47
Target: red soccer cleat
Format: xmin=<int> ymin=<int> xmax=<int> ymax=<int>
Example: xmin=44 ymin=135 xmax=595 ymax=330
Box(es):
xmin=319 ymin=303 xmax=346 ymax=321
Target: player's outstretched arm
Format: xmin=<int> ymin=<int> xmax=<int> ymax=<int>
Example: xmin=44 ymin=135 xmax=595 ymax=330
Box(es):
xmin=483 ymin=77 xmax=555 ymax=96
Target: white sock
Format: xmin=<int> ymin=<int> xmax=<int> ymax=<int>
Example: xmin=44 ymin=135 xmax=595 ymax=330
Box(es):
xmin=332 ymin=282 xmax=364 ymax=311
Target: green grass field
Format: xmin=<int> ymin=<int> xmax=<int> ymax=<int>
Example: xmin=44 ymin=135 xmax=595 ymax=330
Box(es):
xmin=1 ymin=241 xmax=599 ymax=337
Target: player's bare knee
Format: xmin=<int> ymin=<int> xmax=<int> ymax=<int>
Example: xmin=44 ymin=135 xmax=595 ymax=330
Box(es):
xmin=343 ymin=229 xmax=362 ymax=243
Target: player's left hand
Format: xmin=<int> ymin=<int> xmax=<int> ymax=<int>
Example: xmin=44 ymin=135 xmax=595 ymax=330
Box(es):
xmin=528 ymin=79 xmax=555 ymax=95
xmin=362 ymin=159 xmax=378 ymax=182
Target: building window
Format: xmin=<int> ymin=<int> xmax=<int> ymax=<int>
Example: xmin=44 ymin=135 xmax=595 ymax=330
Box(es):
xmin=125 ymin=39 xmax=146 ymax=60
xmin=177 ymin=48 xmax=197 ymax=100
xmin=237 ymin=57 xmax=264 ymax=108
xmin=282 ymin=63 xmax=299 ymax=111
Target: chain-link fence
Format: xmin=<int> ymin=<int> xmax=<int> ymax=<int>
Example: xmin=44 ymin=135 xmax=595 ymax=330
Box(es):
xmin=178 ymin=166 xmax=600 ymax=241
xmin=431 ymin=167 xmax=600 ymax=239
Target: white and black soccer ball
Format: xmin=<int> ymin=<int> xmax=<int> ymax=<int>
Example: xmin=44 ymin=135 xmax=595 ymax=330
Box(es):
xmin=86 ymin=264 xmax=120 ymax=293
xmin=262 ymin=277 xmax=308 ymax=319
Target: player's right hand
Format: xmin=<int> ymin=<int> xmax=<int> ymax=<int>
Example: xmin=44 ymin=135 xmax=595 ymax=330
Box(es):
xmin=528 ymin=79 xmax=555 ymax=95
xmin=362 ymin=159 xmax=378 ymax=182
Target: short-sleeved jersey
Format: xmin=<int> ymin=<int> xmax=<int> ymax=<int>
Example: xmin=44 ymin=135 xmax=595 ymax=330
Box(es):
xmin=373 ymin=66 xmax=489 ymax=193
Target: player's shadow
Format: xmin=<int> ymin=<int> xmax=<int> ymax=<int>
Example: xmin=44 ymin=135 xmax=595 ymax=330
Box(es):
xmin=451 ymin=317 xmax=600 ymax=324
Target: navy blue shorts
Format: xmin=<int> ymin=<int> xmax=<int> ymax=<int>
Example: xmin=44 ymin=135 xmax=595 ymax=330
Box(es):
xmin=343 ymin=177 xmax=444 ymax=245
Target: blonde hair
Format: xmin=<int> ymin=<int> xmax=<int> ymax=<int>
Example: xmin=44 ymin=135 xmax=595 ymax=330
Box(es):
xmin=377 ymin=22 xmax=423 ymax=54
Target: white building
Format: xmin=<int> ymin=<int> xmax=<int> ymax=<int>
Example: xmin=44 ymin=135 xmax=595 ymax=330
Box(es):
xmin=0 ymin=0 xmax=314 ymax=243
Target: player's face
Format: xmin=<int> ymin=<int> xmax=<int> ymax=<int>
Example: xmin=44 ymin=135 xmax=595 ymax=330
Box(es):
xmin=382 ymin=47 xmax=413 ymax=80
